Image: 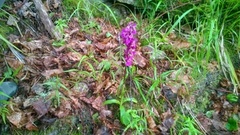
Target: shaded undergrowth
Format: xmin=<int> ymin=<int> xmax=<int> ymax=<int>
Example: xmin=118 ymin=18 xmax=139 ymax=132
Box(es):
xmin=0 ymin=0 xmax=240 ymax=134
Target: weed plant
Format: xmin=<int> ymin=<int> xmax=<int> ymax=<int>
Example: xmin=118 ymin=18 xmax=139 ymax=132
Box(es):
xmin=43 ymin=77 xmax=69 ymax=107
xmin=64 ymin=0 xmax=120 ymax=27
xmin=0 ymin=94 xmax=11 ymax=125
xmin=175 ymin=114 xmax=202 ymax=135
xmin=137 ymin=0 xmax=240 ymax=134
xmin=1 ymin=0 xmax=238 ymax=134
xmin=32 ymin=0 xmax=240 ymax=134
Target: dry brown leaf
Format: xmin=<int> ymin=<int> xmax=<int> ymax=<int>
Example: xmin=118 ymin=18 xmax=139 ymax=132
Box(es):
xmin=172 ymin=40 xmax=191 ymax=49
xmin=134 ymin=51 xmax=147 ymax=68
xmin=168 ymin=70 xmax=193 ymax=85
xmin=167 ymin=32 xmax=191 ymax=49
xmin=24 ymin=40 xmax=43 ymax=51
xmin=207 ymin=61 xmax=219 ymax=72
xmin=95 ymin=41 xmax=118 ymax=51
xmin=144 ymin=109 xmax=156 ymax=129
xmin=165 ymin=82 xmax=181 ymax=94
xmin=152 ymin=107 xmax=160 ymax=118
xmin=168 ymin=32 xmax=177 ymax=39
xmin=26 ymin=122 xmax=38 ymax=131
xmin=43 ymin=56 xmax=57 ymax=69
xmin=66 ymin=52 xmax=82 ymax=62
xmin=197 ymin=114 xmax=212 ymax=132
xmin=41 ymin=69 xmax=64 ymax=79
xmin=108 ymin=83 xmax=118 ymax=95
xmin=32 ymin=99 xmax=51 ymax=117
xmin=26 ymin=112 xmax=38 ymax=130
xmin=104 ymin=81 xmax=113 ymax=91
xmin=100 ymin=109 xmax=112 ymax=118
xmin=69 ymin=40 xmax=91 ymax=54
xmin=69 ymin=95 xmax=85 ymax=111
xmin=80 ymin=96 xmax=95 ymax=104
xmin=5 ymin=57 xmax=23 ymax=70
xmin=7 ymin=112 xmax=25 ymax=128
xmin=53 ymin=103 xmax=71 ymax=118
xmin=92 ymin=96 xmax=105 ymax=111
xmin=219 ymin=78 xmax=231 ymax=88
xmin=159 ymin=109 xmax=174 ymax=133
xmin=100 ymin=37 xmax=112 ymax=44
xmin=68 ymin=28 xmax=80 ymax=36
xmin=67 ymin=18 xmax=81 ymax=32
xmin=177 ymin=86 xmax=188 ymax=98
xmin=95 ymin=77 xmax=109 ymax=94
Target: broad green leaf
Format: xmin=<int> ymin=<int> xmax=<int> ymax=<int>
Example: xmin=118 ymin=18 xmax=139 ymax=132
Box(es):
xmin=226 ymin=94 xmax=238 ymax=103
xmin=98 ymin=60 xmax=111 ymax=71
xmin=52 ymin=39 xmax=65 ymax=47
xmin=122 ymin=97 xmax=138 ymax=104
xmin=148 ymin=79 xmax=160 ymax=94
xmin=103 ymin=99 xmax=120 ymax=105
xmin=106 ymin=32 xmax=112 ymax=37
xmin=120 ymin=106 xmax=131 ymax=126
xmin=226 ymin=115 xmax=238 ymax=131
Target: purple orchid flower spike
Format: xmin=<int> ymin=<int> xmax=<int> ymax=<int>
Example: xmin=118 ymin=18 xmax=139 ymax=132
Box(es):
xmin=120 ymin=22 xmax=138 ymax=67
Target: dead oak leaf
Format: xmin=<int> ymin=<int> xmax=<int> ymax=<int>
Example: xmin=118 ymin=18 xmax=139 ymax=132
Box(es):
xmin=196 ymin=114 xmax=212 ymax=133
xmin=43 ymin=56 xmax=58 ymax=69
xmin=92 ymin=96 xmax=105 ymax=111
xmin=41 ymin=69 xmax=64 ymax=79
xmin=95 ymin=38 xmax=119 ymax=51
xmin=32 ymin=99 xmax=51 ymax=117
xmin=158 ymin=109 xmax=175 ymax=132
xmin=143 ymin=109 xmax=156 ymax=129
xmin=100 ymin=109 xmax=112 ymax=118
xmin=79 ymin=96 xmax=95 ymax=104
xmin=133 ymin=51 xmax=147 ymax=68
xmin=171 ymin=40 xmax=190 ymax=49
xmin=25 ymin=122 xmax=38 ymax=131
xmin=95 ymin=77 xmax=109 ymax=94
xmin=66 ymin=52 xmax=82 ymax=62
xmin=24 ymin=40 xmax=43 ymax=51
xmin=52 ymin=100 xmax=71 ymax=118
xmin=108 ymin=82 xmax=118 ymax=95
xmin=69 ymin=96 xmax=82 ymax=110
xmin=7 ymin=111 xmax=26 ymax=128
xmin=168 ymin=70 xmax=193 ymax=85
xmin=24 ymin=112 xmax=38 ymax=131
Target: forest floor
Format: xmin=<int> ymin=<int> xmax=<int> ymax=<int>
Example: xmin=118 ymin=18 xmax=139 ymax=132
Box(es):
xmin=1 ymin=1 xmax=240 ymax=135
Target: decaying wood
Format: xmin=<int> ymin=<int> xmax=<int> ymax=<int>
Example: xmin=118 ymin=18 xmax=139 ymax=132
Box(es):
xmin=33 ymin=0 xmax=61 ymax=40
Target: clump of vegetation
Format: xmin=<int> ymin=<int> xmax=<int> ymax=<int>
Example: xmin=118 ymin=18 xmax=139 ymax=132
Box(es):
xmin=0 ymin=0 xmax=240 ymax=134
xmin=43 ymin=77 xmax=68 ymax=107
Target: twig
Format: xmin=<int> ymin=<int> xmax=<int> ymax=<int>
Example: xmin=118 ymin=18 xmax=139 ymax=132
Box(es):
xmin=33 ymin=0 xmax=62 ymax=40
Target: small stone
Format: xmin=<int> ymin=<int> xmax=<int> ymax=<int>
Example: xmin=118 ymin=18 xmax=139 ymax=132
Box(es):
xmin=0 ymin=81 xmax=18 ymax=105
xmin=31 ymin=83 xmax=44 ymax=95
xmin=72 ymin=82 xmax=89 ymax=93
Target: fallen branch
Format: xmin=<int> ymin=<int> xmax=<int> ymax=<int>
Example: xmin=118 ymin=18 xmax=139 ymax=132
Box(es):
xmin=33 ymin=0 xmax=61 ymax=40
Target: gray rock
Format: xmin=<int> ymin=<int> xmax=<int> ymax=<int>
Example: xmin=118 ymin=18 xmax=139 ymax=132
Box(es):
xmin=0 ymin=0 xmax=6 ymax=8
xmin=117 ymin=0 xmax=141 ymax=7
xmin=0 ymin=81 xmax=18 ymax=103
